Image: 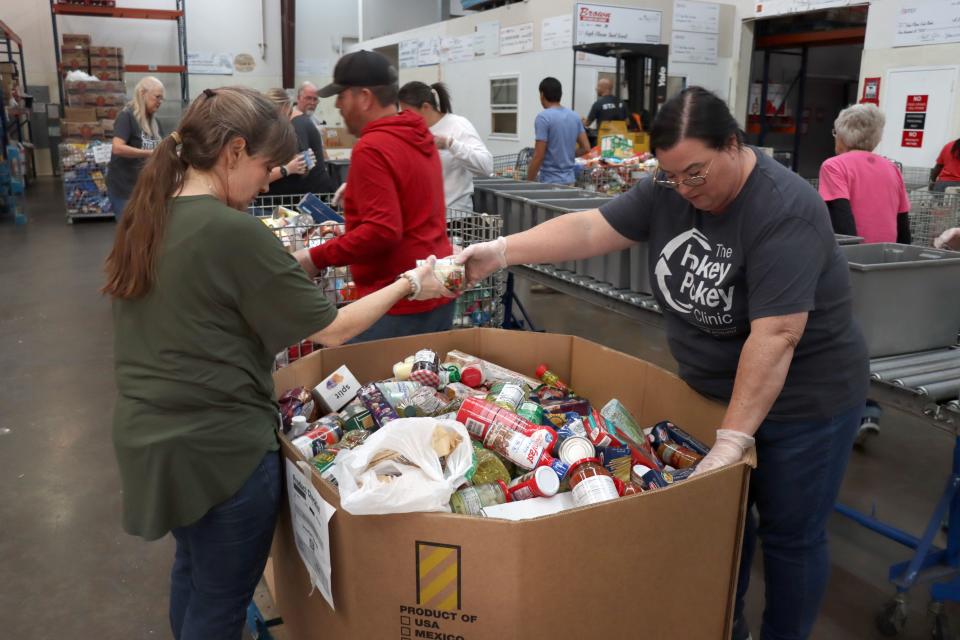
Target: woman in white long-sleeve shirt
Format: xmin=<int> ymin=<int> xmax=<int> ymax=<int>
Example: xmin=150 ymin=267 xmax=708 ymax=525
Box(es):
xmin=399 ymin=82 xmax=493 ymax=211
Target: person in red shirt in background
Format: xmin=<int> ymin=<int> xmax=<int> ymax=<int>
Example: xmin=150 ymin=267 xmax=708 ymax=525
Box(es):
xmin=295 ymin=50 xmax=455 ymax=341
xmin=930 ymin=137 xmax=960 ymax=192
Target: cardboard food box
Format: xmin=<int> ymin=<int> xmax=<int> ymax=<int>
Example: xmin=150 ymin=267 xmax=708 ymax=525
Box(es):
xmin=96 ymin=106 xmax=122 ymax=120
xmin=89 ymin=46 xmax=123 ymax=58
xmin=61 ymin=51 xmax=89 ymax=71
xmin=90 ymin=55 xmax=124 ymax=70
xmin=270 ymin=328 xmax=752 ymax=640
xmin=62 ymin=33 xmax=92 ymax=48
xmin=92 ymin=69 xmax=123 ymax=82
xmin=63 ymin=121 xmax=104 ymax=140
xmin=64 ymin=107 xmax=97 ymax=122
xmin=100 ymin=119 xmax=115 ymax=136
xmin=93 ymin=80 xmax=125 ymax=94
xmin=81 ymin=92 xmax=126 ymax=107
xmin=323 ymin=126 xmax=356 ymax=149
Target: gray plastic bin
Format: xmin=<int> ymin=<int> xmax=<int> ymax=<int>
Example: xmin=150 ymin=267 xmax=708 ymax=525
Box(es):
xmin=492 ymin=189 xmax=582 ymax=235
xmin=630 ymin=243 xmax=651 ymax=294
xmin=842 ymin=243 xmax=960 ymax=357
xmin=835 ymin=234 xmax=864 ymax=246
xmin=529 ymin=198 xmax=613 ymax=277
xmin=474 ymin=183 xmax=578 ymax=217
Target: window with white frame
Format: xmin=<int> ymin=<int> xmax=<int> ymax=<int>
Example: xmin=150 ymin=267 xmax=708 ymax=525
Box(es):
xmin=490 ymin=76 xmax=518 ymax=137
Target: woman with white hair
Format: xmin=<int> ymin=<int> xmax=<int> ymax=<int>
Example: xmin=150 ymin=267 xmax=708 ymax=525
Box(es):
xmin=106 ymin=76 xmax=165 ymax=220
xmin=818 ymin=103 xmax=911 ymax=245
xmin=818 ymin=103 xmax=911 ymax=447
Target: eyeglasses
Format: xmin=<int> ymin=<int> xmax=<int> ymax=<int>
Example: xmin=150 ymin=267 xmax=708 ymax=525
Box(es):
xmin=654 ymin=158 xmax=715 ymax=189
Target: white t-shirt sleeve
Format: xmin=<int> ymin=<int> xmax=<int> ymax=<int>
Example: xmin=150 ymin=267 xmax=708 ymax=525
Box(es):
xmin=444 ymin=115 xmax=494 ymax=177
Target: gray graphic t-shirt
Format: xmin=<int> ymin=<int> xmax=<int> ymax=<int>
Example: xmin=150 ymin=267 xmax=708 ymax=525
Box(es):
xmin=106 ymin=107 xmax=162 ymax=199
xmin=600 ymin=148 xmax=868 ymax=421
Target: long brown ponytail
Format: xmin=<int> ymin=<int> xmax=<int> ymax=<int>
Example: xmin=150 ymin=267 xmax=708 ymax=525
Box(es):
xmin=102 ymin=86 xmax=296 ymax=299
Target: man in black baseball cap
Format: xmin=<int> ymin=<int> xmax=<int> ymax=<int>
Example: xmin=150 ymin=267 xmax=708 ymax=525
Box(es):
xmin=317 ymin=49 xmax=398 ymax=98
xmin=295 ymin=50 xmax=455 ymax=341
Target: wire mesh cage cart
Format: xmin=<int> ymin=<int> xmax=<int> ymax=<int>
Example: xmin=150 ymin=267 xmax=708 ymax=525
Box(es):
xmin=250 ymin=194 xmax=506 ymax=368
xmin=491 ymin=148 xmax=533 ymax=178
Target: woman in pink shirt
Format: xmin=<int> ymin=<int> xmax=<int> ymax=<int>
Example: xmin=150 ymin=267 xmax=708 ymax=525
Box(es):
xmin=818 ymin=103 xmax=912 ymax=446
xmin=818 ymin=103 xmax=911 ymax=244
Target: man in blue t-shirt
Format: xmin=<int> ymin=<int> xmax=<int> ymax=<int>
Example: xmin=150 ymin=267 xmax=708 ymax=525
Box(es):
xmin=528 ymin=77 xmax=590 ymax=185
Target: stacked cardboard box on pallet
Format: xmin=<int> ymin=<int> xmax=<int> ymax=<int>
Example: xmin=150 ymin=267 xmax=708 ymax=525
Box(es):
xmin=59 ymin=34 xmax=125 ymax=219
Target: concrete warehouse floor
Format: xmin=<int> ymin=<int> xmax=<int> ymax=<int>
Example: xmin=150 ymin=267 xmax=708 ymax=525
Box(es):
xmin=2 ymin=177 xmax=959 ymax=639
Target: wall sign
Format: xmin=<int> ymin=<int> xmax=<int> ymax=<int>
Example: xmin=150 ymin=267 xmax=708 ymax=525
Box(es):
xmin=905 ymin=94 xmax=928 ymax=112
xmin=903 ymin=113 xmax=926 ymax=130
xmin=574 ymin=3 xmax=662 ymax=46
xmin=499 ymin=22 xmax=534 ymax=56
xmin=861 ymin=76 xmax=880 ymax=105
xmin=901 ymin=93 xmax=929 ymax=147
xmin=894 ymin=0 xmax=960 ymax=48
xmin=902 ymin=130 xmax=924 ymax=148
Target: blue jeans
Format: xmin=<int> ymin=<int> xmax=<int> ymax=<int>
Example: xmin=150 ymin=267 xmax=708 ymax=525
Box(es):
xmin=169 ymin=451 xmax=281 ymax=640
xmin=108 ymin=193 xmax=128 ymax=221
xmin=734 ymin=403 xmax=863 ymax=640
xmin=349 ymin=301 xmax=455 ymax=344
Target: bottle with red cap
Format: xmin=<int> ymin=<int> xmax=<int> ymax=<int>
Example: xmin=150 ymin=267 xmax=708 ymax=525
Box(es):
xmin=535 ymin=363 xmax=572 ymax=395
xmin=507 ymin=466 xmax=561 ymax=501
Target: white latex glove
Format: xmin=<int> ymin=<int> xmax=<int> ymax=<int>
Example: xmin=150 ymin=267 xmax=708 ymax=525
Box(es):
xmin=934 ymin=228 xmax=960 ymax=250
xmin=691 ymin=429 xmax=755 ymax=476
xmin=405 ymin=256 xmax=456 ymax=301
xmin=435 ymin=135 xmax=452 ymax=150
xmin=454 ymin=236 xmax=507 ymax=285
xmin=331 ymin=182 xmax=347 ymax=207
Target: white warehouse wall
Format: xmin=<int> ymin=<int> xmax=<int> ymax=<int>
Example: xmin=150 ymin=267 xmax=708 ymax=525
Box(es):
xmin=352 ymin=0 xmax=742 ymax=156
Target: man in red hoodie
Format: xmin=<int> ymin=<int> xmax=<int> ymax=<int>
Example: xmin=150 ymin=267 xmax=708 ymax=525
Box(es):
xmin=295 ymin=50 xmax=454 ymax=341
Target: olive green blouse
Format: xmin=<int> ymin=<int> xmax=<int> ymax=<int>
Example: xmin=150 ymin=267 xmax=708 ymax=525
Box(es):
xmin=112 ymin=196 xmax=336 ymax=540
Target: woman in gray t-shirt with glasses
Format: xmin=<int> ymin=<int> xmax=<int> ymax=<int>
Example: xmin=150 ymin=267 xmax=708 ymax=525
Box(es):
xmin=458 ymin=86 xmax=868 ymax=640
xmin=106 ymin=76 xmax=164 ymax=220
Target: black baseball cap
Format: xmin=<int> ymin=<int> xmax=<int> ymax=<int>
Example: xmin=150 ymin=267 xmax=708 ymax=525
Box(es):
xmin=317 ymin=50 xmax=398 ymax=98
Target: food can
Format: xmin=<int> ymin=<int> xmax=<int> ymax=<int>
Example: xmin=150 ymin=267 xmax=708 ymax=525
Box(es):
xmin=339 ymin=404 xmax=374 ymax=431
xmin=507 ymin=466 xmax=560 ymax=501
xmin=291 ymin=419 xmax=343 ymax=460
xmin=450 ymin=480 xmax=510 ymax=515
xmin=568 ymin=458 xmax=620 ymax=507
xmin=456 ymin=396 xmax=536 ymax=441
xmin=558 ymin=435 xmax=596 ymax=465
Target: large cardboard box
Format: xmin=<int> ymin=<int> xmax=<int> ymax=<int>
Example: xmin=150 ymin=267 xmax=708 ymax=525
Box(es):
xmin=81 ymin=92 xmax=126 ymax=108
xmin=92 ymin=69 xmax=123 ymax=82
xmin=90 ymin=55 xmax=124 ymax=71
xmin=270 ymin=329 xmax=752 ymax=640
xmin=63 ymin=107 xmax=97 ymax=122
xmin=61 ymin=51 xmax=89 ymax=71
xmin=323 ymin=126 xmax=356 ymax=149
xmin=62 ymin=33 xmax=92 ymax=48
xmin=63 ymin=121 xmax=104 ymax=140
xmin=96 ymin=106 xmax=122 ymax=120
xmin=89 ymin=46 xmax=123 ymax=58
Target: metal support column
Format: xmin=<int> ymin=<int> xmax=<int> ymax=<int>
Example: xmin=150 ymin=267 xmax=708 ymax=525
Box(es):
xmin=758 ymin=49 xmax=771 ymax=147
xmin=791 ymin=45 xmax=808 ymax=173
xmin=177 ymin=0 xmax=189 ymax=104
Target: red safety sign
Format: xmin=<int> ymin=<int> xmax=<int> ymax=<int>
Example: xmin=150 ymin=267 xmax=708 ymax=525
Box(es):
xmin=905 ymin=95 xmax=928 ymax=113
xmin=901 ymin=130 xmax=924 ymax=148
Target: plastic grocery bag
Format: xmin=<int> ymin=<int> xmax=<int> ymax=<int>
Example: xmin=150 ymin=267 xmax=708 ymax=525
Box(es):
xmin=333 ymin=418 xmax=473 ymax=515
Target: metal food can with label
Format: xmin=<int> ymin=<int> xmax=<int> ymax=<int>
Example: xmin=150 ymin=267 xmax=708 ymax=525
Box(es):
xmin=558 ymin=435 xmax=596 ymax=465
